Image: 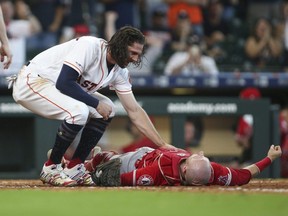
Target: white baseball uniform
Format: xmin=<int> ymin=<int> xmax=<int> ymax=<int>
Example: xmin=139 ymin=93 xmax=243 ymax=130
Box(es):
xmin=111 ymin=147 xmax=154 ymax=174
xmin=11 ymin=36 xmax=132 ymax=125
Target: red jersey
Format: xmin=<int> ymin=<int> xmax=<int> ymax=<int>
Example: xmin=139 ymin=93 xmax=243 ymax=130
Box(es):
xmin=120 ymin=148 xmax=252 ymax=186
xmin=121 ymin=148 xmax=190 ymax=186
xmin=209 ymin=163 xmax=251 ymax=186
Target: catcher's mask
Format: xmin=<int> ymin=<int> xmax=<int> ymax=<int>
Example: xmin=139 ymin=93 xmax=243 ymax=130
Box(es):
xmin=184 ymin=152 xmax=212 ymax=186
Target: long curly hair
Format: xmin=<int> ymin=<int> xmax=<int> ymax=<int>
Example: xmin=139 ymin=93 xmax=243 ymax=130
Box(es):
xmin=107 ymin=26 xmax=146 ymax=68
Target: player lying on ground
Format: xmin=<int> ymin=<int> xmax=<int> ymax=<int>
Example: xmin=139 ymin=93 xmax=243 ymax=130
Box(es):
xmin=83 ymin=145 xmax=281 ymax=186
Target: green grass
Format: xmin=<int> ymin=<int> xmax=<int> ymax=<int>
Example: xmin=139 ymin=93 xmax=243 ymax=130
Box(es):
xmin=0 ymin=189 xmax=287 ymax=216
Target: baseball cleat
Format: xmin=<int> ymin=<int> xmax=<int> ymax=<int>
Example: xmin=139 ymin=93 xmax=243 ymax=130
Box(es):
xmin=64 ymin=163 xmax=95 ymax=186
xmin=40 ymin=163 xmax=77 ymax=187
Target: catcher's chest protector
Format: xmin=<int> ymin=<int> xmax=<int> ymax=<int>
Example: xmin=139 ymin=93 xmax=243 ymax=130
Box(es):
xmin=157 ymin=149 xmax=191 ymax=185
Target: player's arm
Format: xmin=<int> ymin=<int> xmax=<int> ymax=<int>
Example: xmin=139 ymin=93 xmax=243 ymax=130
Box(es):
xmin=121 ymin=163 xmax=163 ymax=186
xmin=211 ymin=145 xmax=282 ymax=186
xmin=243 ymin=145 xmax=282 ymax=176
xmin=56 ymin=65 xmax=112 ymax=120
xmin=56 ymin=65 xmax=99 ymax=107
xmin=116 ymin=92 xmax=172 ymax=148
xmin=0 ymin=6 xmax=12 ymax=69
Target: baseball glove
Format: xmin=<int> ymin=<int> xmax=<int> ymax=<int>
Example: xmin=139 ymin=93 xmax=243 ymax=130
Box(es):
xmin=91 ymin=158 xmax=122 ymax=187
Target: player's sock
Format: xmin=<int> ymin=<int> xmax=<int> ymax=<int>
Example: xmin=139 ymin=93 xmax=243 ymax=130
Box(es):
xmin=49 ymin=121 xmax=83 ymax=164
xmin=72 ymin=118 xmax=112 ymax=162
xmin=67 ymin=158 xmax=82 ymax=168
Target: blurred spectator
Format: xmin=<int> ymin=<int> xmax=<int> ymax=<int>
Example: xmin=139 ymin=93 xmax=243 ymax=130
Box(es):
xmin=163 ymin=0 xmax=208 ymax=36
xmin=0 ymin=0 xmax=41 ymax=75
xmin=59 ymin=0 xmax=94 ymax=43
xmin=25 ymin=0 xmax=67 ymax=55
xmin=143 ymin=0 xmax=168 ymax=29
xmin=279 ymin=107 xmax=288 ymax=178
xmin=101 ymin=0 xmax=141 ymax=40
xmin=169 ymin=10 xmax=202 ymax=52
xmin=203 ymin=0 xmax=230 ymax=60
xmin=184 ymin=116 xmax=204 ymax=150
xmin=221 ymin=0 xmax=248 ymax=22
xmin=203 ymin=0 xmax=248 ymax=71
xmin=234 ymin=87 xmax=261 ymax=166
xmin=1 ymin=0 xmax=41 ymax=39
xmin=127 ymin=8 xmax=171 ymax=75
xmin=244 ymin=17 xmax=283 ymax=72
xmin=276 ymin=1 xmax=288 ymax=72
xmin=121 ymin=117 xmax=159 ymax=153
xmin=164 ymin=43 xmax=219 ymax=76
xmin=59 ymin=24 xmax=90 ymax=44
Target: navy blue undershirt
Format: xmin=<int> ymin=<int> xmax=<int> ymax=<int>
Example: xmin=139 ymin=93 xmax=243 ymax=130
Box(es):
xmin=56 ymin=65 xmax=99 ymax=108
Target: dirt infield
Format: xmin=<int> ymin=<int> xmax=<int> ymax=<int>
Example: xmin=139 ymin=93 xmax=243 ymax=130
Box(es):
xmin=0 ymin=179 xmax=288 ymax=193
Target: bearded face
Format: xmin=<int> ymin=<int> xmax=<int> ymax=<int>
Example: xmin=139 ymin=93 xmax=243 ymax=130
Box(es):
xmin=111 ymin=43 xmax=144 ymax=68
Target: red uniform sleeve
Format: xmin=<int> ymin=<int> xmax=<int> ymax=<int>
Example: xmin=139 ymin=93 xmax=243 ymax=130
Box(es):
xmin=210 ymin=162 xmax=252 ymax=186
xmin=121 ymin=162 xmax=168 ymax=186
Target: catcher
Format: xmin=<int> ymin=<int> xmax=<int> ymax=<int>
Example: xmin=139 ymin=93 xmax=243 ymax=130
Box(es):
xmin=85 ymin=144 xmax=282 ymax=186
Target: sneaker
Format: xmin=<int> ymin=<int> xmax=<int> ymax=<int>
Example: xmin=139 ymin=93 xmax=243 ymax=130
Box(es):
xmin=40 ymin=163 xmax=77 ymax=186
xmin=64 ymin=163 xmax=95 ymax=186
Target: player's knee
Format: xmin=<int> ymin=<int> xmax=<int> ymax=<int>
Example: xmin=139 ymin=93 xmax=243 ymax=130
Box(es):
xmin=70 ymin=103 xmax=90 ymax=125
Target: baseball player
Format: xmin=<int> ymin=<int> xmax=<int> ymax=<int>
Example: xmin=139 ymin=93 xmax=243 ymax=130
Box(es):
xmin=85 ymin=145 xmax=282 ymax=186
xmin=7 ymin=26 xmax=171 ymax=186
xmin=0 ymin=5 xmax=12 ymax=69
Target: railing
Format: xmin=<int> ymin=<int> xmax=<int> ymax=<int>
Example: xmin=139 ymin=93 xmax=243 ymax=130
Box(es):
xmin=126 ymin=73 xmax=288 ymax=89
xmin=1 ymin=72 xmax=288 ymax=89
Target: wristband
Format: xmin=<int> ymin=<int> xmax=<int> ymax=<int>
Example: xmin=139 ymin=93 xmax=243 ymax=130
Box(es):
xmin=255 ymin=157 xmax=272 ymax=172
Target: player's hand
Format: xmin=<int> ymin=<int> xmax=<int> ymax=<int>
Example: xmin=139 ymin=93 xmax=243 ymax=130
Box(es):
xmin=267 ymin=145 xmax=282 ymax=161
xmin=0 ymin=43 xmax=13 ymax=69
xmin=96 ymin=101 xmax=112 ymax=120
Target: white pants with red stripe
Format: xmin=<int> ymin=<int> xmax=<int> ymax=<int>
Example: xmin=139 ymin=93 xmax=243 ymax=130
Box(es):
xmin=12 ymin=65 xmax=115 ymax=125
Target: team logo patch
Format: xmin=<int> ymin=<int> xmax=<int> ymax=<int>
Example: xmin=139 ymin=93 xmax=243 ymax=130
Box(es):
xmin=137 ymin=175 xmax=154 ymax=186
xmin=218 ymin=175 xmax=228 ymax=185
xmin=217 ymin=168 xmax=232 ymax=186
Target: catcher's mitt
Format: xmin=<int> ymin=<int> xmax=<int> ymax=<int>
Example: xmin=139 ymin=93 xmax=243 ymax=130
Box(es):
xmin=91 ymin=158 xmax=122 ymax=187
